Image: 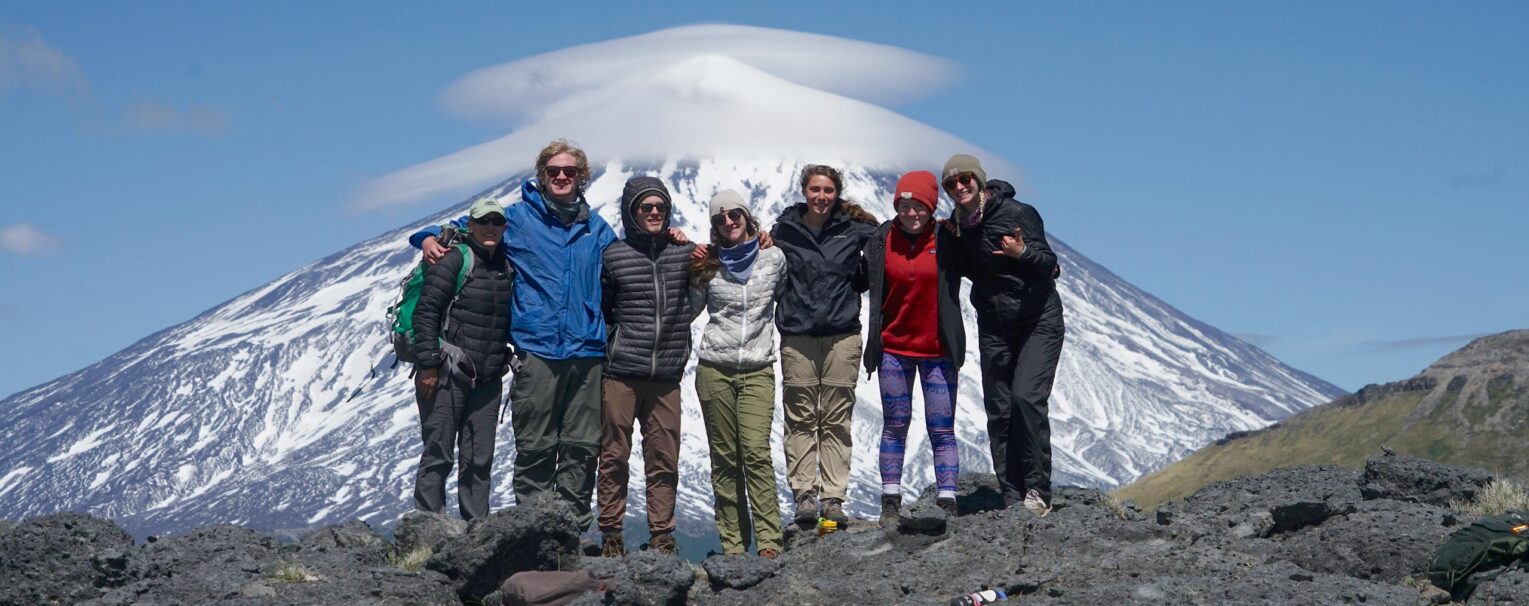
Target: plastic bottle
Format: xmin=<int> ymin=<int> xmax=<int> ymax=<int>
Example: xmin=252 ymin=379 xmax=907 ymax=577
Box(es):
xmin=947 ymin=588 xmax=1007 ymax=606
xmin=816 ymin=518 xmax=839 ymax=536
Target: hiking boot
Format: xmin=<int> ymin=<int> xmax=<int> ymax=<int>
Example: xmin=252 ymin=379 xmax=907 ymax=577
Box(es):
xmin=821 ymin=498 xmax=849 ymax=526
xmin=649 ymin=532 xmax=677 ymax=556
xmin=937 ymin=497 xmax=959 ymax=518
xmin=600 ymin=531 xmax=625 ymax=557
xmin=879 ymin=495 xmax=901 ymax=528
xmin=793 ymin=489 xmax=819 ymax=527
xmin=1023 ymin=489 xmax=1052 ymax=517
xmin=758 ymin=548 xmax=780 ymax=560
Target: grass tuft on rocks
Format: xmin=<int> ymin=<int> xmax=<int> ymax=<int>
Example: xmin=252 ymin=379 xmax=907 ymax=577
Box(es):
xmin=267 ymin=561 xmax=320 ymax=583
xmin=1449 ymin=478 xmax=1529 ymax=517
xmin=388 ymin=546 xmax=434 ymax=571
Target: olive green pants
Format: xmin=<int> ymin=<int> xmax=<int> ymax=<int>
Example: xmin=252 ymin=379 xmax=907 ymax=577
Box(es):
xmin=695 ymin=362 xmax=782 ymax=554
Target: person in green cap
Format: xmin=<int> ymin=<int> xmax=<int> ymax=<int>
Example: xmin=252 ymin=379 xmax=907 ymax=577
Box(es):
xmin=410 ymin=197 xmax=514 ymax=522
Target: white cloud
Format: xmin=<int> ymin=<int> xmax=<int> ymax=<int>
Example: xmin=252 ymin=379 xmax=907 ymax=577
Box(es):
xmin=0 ymin=223 xmax=59 ymax=255
xmin=0 ymin=27 xmax=89 ymax=98
xmin=123 ymin=101 xmax=232 ymax=136
xmin=355 ymin=25 xmax=1011 ymax=211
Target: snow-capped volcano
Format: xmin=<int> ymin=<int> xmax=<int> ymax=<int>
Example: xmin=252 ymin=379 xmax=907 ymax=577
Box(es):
xmin=0 ymin=26 xmax=1343 ymax=540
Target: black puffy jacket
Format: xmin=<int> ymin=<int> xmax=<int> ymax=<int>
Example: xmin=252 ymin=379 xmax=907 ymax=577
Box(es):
xmin=600 ymin=177 xmax=696 ymax=382
xmin=862 ymin=221 xmax=967 ymax=374
xmin=951 ymin=179 xmax=1060 ymax=327
xmin=771 ymin=202 xmax=878 ymax=336
xmin=412 ymin=239 xmax=514 ymax=382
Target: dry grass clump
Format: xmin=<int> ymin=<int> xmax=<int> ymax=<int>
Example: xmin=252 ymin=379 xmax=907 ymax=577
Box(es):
xmin=1449 ymin=478 xmax=1529 ymax=517
xmin=267 ymin=561 xmax=320 ymax=583
xmin=388 ymin=546 xmax=433 ymax=571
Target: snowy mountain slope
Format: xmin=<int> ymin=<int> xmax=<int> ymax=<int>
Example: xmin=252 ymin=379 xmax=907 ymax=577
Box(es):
xmin=0 ymin=159 xmax=1341 ymax=538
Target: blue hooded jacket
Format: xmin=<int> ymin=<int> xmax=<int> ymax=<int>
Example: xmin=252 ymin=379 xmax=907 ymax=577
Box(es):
xmin=409 ymin=180 xmax=617 ymax=360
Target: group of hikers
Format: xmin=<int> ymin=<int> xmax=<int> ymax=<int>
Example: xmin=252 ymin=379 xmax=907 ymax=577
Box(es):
xmin=402 ymin=139 xmax=1064 ymax=560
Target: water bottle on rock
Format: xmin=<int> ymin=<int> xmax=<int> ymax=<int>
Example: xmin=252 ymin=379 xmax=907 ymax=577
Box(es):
xmin=948 ymin=588 xmax=1007 ymax=606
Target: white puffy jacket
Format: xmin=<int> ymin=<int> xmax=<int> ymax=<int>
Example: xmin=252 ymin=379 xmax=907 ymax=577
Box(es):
xmin=690 ymin=246 xmax=787 ymax=370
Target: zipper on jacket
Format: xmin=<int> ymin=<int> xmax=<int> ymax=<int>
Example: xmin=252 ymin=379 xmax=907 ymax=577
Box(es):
xmin=649 ymin=241 xmax=662 ymax=380
xmin=739 ymin=273 xmax=748 ymax=369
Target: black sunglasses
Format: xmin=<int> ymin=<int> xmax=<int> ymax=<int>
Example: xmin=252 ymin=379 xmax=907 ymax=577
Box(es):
xmin=710 ymin=208 xmax=747 ymax=226
xmin=544 ymin=165 xmax=579 ymax=179
xmin=471 ymin=216 xmax=506 ymax=227
xmin=942 ymin=173 xmax=978 ymax=191
xmin=638 ymin=202 xmax=670 ymax=215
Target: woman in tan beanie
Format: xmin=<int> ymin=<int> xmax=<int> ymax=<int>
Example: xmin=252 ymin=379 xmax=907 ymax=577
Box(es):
xmin=942 ymin=153 xmax=1065 ymax=517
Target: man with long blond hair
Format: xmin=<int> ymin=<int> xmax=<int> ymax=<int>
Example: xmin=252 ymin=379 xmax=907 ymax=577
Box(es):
xmin=410 ymin=139 xmax=616 ymax=531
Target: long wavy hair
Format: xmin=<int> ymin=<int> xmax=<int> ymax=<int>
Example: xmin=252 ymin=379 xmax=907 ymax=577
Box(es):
xmin=799 ymin=164 xmax=878 ymax=226
xmin=690 ymin=212 xmax=762 ymax=289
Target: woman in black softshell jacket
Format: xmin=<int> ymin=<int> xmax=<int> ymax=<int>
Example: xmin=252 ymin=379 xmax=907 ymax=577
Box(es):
xmin=770 ymin=164 xmax=879 ymax=527
xmin=411 ymin=198 xmax=514 ymax=522
xmin=941 ymin=154 xmax=1064 ymax=517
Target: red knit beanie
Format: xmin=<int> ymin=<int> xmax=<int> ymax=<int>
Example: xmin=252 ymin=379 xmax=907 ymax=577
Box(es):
xmin=893 ymin=170 xmax=938 ymax=212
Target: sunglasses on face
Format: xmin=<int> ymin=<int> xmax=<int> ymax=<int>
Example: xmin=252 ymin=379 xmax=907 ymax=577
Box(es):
xmin=710 ymin=208 xmax=747 ymax=226
xmin=471 ymin=216 xmax=506 ymax=227
xmin=942 ymin=173 xmax=978 ymax=191
xmin=638 ymin=202 xmax=670 ymax=215
xmin=544 ymin=165 xmax=579 ymax=180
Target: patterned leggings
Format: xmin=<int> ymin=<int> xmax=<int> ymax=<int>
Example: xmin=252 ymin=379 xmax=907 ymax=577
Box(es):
xmin=877 ymin=352 xmax=959 ymax=498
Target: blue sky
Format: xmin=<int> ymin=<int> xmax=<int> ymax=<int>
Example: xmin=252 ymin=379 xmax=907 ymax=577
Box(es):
xmin=1 ymin=1 xmax=1525 ymax=397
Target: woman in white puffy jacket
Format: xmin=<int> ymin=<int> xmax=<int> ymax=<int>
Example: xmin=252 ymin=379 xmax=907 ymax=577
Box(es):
xmin=688 ymin=189 xmax=788 ymax=558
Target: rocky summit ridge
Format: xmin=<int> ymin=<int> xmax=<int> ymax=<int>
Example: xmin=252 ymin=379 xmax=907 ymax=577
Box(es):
xmin=3 ymin=451 xmax=1524 ymax=605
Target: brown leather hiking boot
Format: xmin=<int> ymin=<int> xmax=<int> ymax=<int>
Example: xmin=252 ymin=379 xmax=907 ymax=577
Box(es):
xmin=600 ymin=531 xmax=625 ymax=557
xmin=649 ymin=532 xmax=677 ymax=556
xmin=821 ymin=497 xmax=848 ymax=526
xmin=793 ymin=489 xmax=819 ymax=527
xmin=879 ymin=495 xmax=901 ymax=528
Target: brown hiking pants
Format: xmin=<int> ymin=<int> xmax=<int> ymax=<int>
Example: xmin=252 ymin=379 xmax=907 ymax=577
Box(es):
xmin=596 ymin=376 xmax=682 ymax=535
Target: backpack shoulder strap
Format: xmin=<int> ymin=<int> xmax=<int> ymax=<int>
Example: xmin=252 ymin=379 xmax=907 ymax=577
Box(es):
xmin=453 ymin=243 xmax=474 ymax=294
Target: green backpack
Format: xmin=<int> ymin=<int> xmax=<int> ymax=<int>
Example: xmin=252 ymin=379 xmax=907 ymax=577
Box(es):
xmin=387 ymin=240 xmax=475 ymax=365
xmin=1428 ymin=510 xmax=1529 ymax=598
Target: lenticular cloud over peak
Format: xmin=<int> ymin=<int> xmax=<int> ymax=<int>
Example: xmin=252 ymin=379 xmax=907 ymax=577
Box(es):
xmin=354 ymin=25 xmax=1005 ymax=211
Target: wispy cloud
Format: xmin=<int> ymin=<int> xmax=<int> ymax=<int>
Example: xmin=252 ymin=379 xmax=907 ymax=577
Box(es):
xmin=354 ymin=25 xmax=1005 ymax=211
xmin=1232 ymin=332 xmax=1279 ymax=347
xmin=0 ymin=27 xmax=88 ymax=98
xmin=0 ymin=223 xmax=59 ymax=255
xmin=1448 ymin=167 xmax=1506 ymax=190
xmin=1358 ymin=333 xmax=1490 ymax=351
xmin=123 ymin=101 xmax=232 ymax=136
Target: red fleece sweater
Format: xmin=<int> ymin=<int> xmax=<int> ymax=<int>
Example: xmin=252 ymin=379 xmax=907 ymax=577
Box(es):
xmin=880 ymin=226 xmax=945 ymax=358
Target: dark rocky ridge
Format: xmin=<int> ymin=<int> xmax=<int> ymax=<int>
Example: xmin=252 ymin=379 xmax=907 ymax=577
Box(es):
xmin=0 ymin=452 xmax=1517 ymax=604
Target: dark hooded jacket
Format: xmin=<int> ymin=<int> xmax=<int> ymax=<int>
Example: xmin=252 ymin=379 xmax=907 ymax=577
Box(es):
xmin=950 ymin=179 xmax=1060 ymax=327
xmin=600 ymin=176 xmax=697 ymax=382
xmin=862 ymin=221 xmax=967 ymax=374
xmin=412 ymin=237 xmax=514 ymax=382
xmin=770 ymin=202 xmax=879 ymax=336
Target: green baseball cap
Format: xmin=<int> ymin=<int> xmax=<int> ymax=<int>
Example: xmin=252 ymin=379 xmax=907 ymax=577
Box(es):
xmin=469 ymin=198 xmax=506 ymax=219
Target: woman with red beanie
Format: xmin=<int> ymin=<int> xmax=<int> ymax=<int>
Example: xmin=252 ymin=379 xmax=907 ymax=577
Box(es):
xmin=860 ymin=170 xmax=967 ymax=526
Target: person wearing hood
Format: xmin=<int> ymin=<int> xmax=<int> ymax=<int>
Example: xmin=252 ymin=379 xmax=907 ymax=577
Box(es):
xmin=592 ymin=176 xmax=695 ymax=557
xmin=689 ymin=189 xmax=789 ymax=559
xmin=860 ymin=170 xmax=966 ymax=527
xmin=408 ymin=139 xmax=618 ymax=531
xmin=770 ymin=164 xmax=879 ymax=528
xmin=941 ymin=153 xmax=1064 ymax=517
xmin=409 ymin=198 xmax=515 ymax=522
